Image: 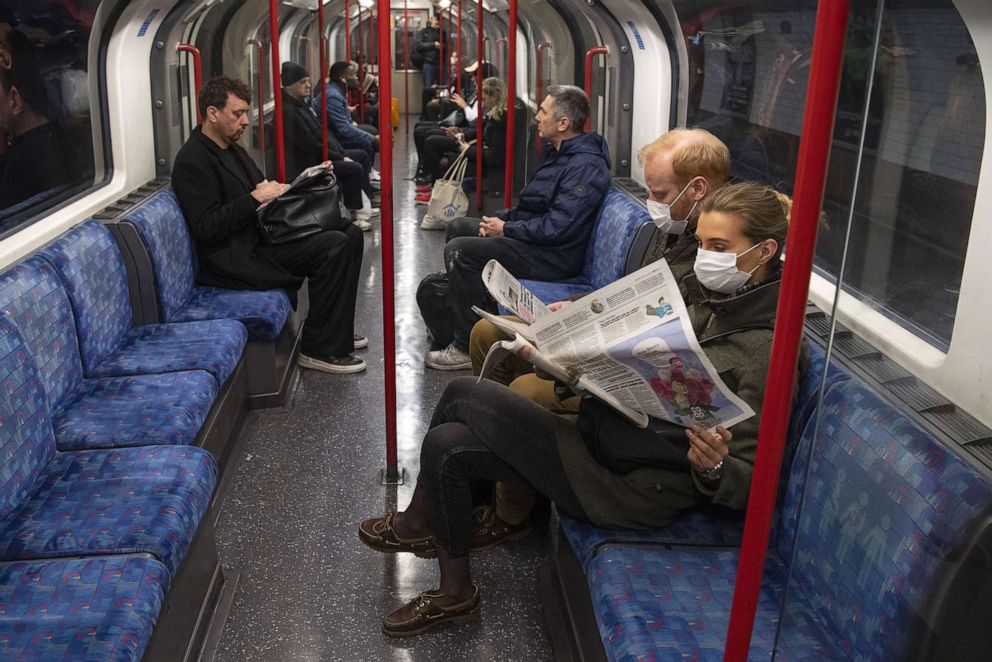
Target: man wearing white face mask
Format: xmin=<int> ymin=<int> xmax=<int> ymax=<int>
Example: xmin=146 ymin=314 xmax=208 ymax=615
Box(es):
xmin=639 ymin=128 xmax=731 ymax=279
xmin=460 ymin=128 xmax=731 ymax=534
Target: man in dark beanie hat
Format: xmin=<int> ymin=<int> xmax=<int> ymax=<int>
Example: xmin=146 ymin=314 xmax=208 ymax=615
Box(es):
xmin=280 ymin=61 xmax=378 ymax=231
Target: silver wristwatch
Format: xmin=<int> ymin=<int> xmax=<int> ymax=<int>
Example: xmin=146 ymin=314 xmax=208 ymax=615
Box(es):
xmin=701 ymin=460 xmax=724 ymax=482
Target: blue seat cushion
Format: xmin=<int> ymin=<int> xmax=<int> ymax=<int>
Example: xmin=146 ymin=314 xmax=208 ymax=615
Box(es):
xmin=561 ymin=504 xmax=745 ymax=570
xmin=0 ymin=257 xmax=85 ymax=412
xmin=37 ymin=221 xmax=134 ymax=376
xmin=0 ymin=445 xmax=216 ymax=583
xmin=0 ymin=317 xmax=57 ymax=521
xmin=520 ymin=279 xmax=592 ymax=305
xmin=171 ymin=286 xmax=290 ymax=342
xmin=588 ymin=546 xmax=844 ymax=661
xmin=88 ymin=319 xmax=247 ymax=386
xmin=121 ymin=189 xmax=197 ymax=322
xmin=0 ymin=555 xmax=166 ymax=661
xmin=52 ymin=371 xmax=217 ymax=451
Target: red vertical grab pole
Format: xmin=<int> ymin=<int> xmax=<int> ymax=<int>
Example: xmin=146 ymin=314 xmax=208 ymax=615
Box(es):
xmin=439 ymin=8 xmax=445 ymax=88
xmin=344 ymin=0 xmax=351 ymax=60
xmin=176 ymin=44 xmax=203 ymax=124
xmin=247 ymin=40 xmax=265 ymax=156
xmin=376 ymin=0 xmax=398 ymax=480
xmin=404 ymin=0 xmax=410 ymax=134
xmin=317 ymin=2 xmax=328 ymax=161
xmin=583 ymin=46 xmax=608 ymax=132
xmin=299 ymin=35 xmax=311 ymax=72
xmin=475 ymin=0 xmax=483 ymax=211
xmin=357 ymin=7 xmax=365 ymax=125
xmin=535 ymin=42 xmax=551 ymax=154
xmin=456 ymin=0 xmax=462 ymax=95
xmin=503 ymin=0 xmax=516 ymax=207
xmin=268 ymin=0 xmax=286 ymax=182
xmin=722 ymin=1 xmax=850 ymax=659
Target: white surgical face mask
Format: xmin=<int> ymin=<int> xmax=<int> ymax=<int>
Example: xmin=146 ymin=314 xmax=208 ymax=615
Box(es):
xmin=647 ymin=180 xmax=697 ymax=235
xmin=693 ymin=243 xmax=763 ymax=294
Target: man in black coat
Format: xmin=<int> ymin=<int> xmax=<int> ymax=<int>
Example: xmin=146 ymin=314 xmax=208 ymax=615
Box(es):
xmin=281 ymin=61 xmax=377 ymax=231
xmin=172 ymin=76 xmax=367 ymax=374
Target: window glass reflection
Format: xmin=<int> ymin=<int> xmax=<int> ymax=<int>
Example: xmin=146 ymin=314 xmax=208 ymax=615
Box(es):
xmin=0 ymin=1 xmax=99 ymax=234
xmin=675 ymin=0 xmax=983 ymax=347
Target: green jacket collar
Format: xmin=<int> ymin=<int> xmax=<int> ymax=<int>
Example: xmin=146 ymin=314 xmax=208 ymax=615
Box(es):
xmin=682 ymin=272 xmax=781 ymax=342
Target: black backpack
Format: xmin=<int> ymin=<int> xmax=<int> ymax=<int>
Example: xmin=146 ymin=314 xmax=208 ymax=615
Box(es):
xmin=416 ymin=272 xmax=454 ymax=350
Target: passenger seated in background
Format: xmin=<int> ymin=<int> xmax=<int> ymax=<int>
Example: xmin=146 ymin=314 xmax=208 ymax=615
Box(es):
xmin=280 ymin=61 xmax=379 ymax=232
xmin=0 ymin=48 xmax=73 ymax=208
xmin=314 ymin=61 xmax=381 ymax=184
xmin=412 ymin=61 xmax=496 ymax=183
xmin=360 ymin=182 xmax=808 ymax=636
xmin=468 ymin=127 xmax=732 ymax=530
xmin=172 ymin=76 xmax=367 ymax=375
xmin=353 ymin=53 xmax=379 ymax=127
xmin=416 ymin=77 xmax=508 ymax=203
xmin=425 ymin=85 xmax=611 ymax=370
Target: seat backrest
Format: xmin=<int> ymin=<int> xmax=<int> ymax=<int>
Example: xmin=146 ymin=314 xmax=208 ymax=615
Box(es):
xmin=0 ymin=256 xmax=83 ymax=414
xmin=581 ymin=187 xmax=652 ymax=290
xmin=0 ymin=316 xmax=57 ymax=520
xmin=780 ymin=379 xmax=992 ymax=659
xmin=39 ymin=221 xmax=132 ymax=375
xmin=120 ymin=188 xmax=195 ymax=322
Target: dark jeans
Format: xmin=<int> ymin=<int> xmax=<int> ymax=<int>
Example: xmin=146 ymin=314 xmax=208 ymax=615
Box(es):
xmin=444 ymin=228 xmax=570 ymax=350
xmin=424 ymin=134 xmax=460 ymax=180
xmin=420 ymin=377 xmax=586 ymax=557
xmin=256 ymin=226 xmax=364 ymax=357
xmin=342 ymin=148 xmax=373 ymax=197
xmin=414 ymin=123 xmax=447 ymax=172
xmin=332 ymin=159 xmax=365 ymax=209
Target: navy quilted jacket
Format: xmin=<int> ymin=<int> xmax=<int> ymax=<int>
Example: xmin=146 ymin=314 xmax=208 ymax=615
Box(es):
xmin=500 ymin=132 xmax=611 ymax=274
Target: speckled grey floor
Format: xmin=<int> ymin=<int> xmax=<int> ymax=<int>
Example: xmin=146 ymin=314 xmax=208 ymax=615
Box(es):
xmin=214 ymin=120 xmax=554 ymax=662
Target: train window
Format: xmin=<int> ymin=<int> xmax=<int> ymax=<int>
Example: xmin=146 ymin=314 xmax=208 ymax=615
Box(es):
xmin=0 ymin=2 xmax=102 ymax=238
xmin=676 ymin=0 xmax=983 ymax=348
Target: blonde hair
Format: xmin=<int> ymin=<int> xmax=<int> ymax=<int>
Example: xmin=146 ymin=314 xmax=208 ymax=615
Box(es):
xmin=638 ymin=128 xmax=731 ymax=189
xmin=482 ymin=77 xmax=507 ymax=121
xmin=699 ymin=182 xmax=791 ymax=260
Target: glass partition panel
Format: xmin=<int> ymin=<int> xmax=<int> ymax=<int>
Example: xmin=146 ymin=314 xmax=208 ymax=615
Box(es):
xmin=0 ymin=1 xmax=103 ymax=237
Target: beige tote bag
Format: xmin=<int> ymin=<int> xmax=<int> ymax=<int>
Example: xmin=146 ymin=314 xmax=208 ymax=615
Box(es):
xmin=422 ymin=150 xmax=471 ymax=229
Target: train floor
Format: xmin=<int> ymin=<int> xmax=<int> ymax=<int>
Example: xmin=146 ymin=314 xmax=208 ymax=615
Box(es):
xmin=213 ymin=119 xmax=555 ymax=661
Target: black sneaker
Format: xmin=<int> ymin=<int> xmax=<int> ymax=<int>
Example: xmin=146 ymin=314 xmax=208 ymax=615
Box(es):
xmin=354 ymin=335 xmax=369 ymax=350
xmin=298 ymin=352 xmax=366 ymax=374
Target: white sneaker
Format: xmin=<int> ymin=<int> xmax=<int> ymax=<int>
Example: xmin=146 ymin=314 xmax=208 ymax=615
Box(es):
xmin=419 ymin=215 xmax=446 ymax=230
xmin=425 ymin=343 xmax=472 ymax=370
xmin=353 ymin=216 xmax=372 ymax=232
xmin=369 ymin=167 xmax=381 ymax=182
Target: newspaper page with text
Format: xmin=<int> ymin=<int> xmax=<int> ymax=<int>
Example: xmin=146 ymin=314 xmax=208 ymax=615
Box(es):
xmin=477 ymin=260 xmax=755 ymax=430
xmin=481 ymin=261 xmax=550 ymax=324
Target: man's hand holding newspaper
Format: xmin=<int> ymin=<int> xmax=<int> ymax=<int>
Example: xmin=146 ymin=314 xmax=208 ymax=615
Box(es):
xmin=474 ymin=260 xmax=755 ymax=430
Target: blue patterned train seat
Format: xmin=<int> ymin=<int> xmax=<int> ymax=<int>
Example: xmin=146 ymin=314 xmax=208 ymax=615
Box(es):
xmin=0 ymin=316 xmax=217 ymax=582
xmin=0 ymin=257 xmax=216 ymax=451
xmin=39 ymin=220 xmax=247 ymax=386
xmin=0 ymin=556 xmax=167 ymax=662
xmin=584 ymin=377 xmax=992 ymax=661
xmin=518 ymin=187 xmax=653 ymax=304
xmin=560 ymin=342 xmax=848 ymax=569
xmin=120 ymin=188 xmax=291 ymax=341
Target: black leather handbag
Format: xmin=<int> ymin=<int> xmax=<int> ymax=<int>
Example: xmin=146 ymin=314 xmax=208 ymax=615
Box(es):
xmin=257 ymin=171 xmax=346 ymax=245
xmin=576 ymin=396 xmax=692 ymax=474
xmin=417 ymin=272 xmax=454 ymax=350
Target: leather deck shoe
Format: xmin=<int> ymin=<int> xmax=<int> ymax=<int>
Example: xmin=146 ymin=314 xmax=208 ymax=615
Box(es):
xmin=358 ymin=512 xmax=437 ymax=558
xmin=382 ymin=585 xmax=480 ymax=637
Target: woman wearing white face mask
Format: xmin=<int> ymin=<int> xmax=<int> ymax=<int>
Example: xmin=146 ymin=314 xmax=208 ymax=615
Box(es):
xmin=358 ymin=181 xmax=809 ymax=636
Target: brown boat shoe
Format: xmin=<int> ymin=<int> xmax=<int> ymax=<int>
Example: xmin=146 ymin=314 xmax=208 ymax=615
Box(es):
xmin=359 ymin=507 xmax=531 ymax=558
xmin=382 ymin=585 xmax=481 ymax=637
xmin=358 ymin=512 xmax=437 ymax=558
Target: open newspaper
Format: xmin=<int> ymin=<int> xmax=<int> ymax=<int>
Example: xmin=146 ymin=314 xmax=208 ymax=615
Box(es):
xmin=475 ymin=260 xmax=755 ymax=430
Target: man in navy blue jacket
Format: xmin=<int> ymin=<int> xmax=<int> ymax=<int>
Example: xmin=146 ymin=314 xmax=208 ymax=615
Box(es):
xmin=314 ymin=61 xmax=380 ymax=171
xmin=427 ymin=85 xmax=611 ymax=370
